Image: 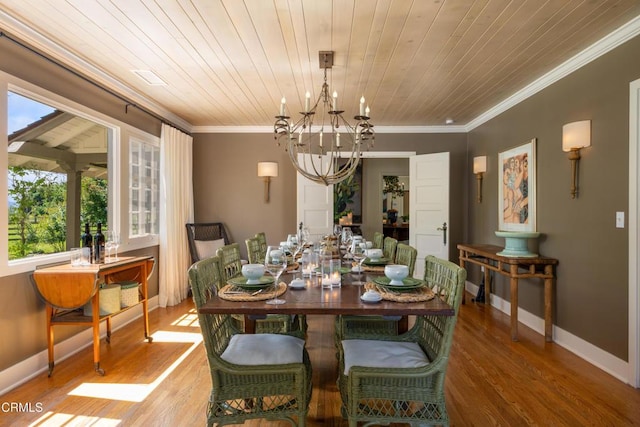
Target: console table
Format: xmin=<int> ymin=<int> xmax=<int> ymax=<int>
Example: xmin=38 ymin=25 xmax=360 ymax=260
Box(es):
xmin=32 ymin=256 xmax=155 ymax=376
xmin=457 ymin=244 xmax=558 ymax=342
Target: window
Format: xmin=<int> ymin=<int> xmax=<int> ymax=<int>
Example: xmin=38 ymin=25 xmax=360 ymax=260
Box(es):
xmin=129 ymin=138 xmax=159 ymax=237
xmin=7 ymin=91 xmax=109 ymax=261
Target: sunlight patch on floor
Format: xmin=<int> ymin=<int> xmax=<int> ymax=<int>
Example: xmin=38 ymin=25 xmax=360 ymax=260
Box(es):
xmin=29 ymin=411 xmax=120 ymax=426
xmin=171 ymin=310 xmax=199 ymax=327
xmin=67 ymin=330 xmax=202 ymax=402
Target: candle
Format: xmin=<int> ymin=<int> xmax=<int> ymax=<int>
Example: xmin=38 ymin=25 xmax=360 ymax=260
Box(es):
xmin=331 ymin=271 xmax=341 ymax=287
xmin=280 ymin=97 xmax=286 ymax=116
xmin=319 ymin=131 xmax=323 ymax=147
xmin=336 ymin=132 xmax=340 ymax=147
xmin=360 ymin=96 xmax=365 ymax=116
xmin=322 ymin=275 xmax=333 ymax=288
xmin=365 ymin=105 xmax=370 ymax=117
xmin=332 ymin=91 xmax=338 ymax=111
xmin=304 ymin=91 xmax=310 ymax=112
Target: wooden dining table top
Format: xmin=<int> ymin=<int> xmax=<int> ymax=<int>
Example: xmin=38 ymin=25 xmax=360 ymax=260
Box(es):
xmin=198 ymin=271 xmax=454 ymax=317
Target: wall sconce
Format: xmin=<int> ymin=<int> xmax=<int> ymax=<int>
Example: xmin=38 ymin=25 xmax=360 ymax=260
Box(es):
xmin=257 ymin=162 xmax=278 ymax=203
xmin=473 ymin=156 xmax=487 ymax=203
xmin=562 ymin=120 xmax=591 ymax=199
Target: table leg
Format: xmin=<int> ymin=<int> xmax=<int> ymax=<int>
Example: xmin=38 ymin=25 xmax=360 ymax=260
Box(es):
xmin=544 ymin=265 xmax=554 ymax=342
xmin=46 ymin=306 xmax=55 ymax=377
xmin=458 ymin=249 xmax=466 ymax=304
xmin=509 ymin=265 xmax=519 ymax=341
xmin=244 ymin=315 xmax=257 ymax=334
xmin=142 ymin=261 xmax=153 ymax=342
xmin=92 ymin=293 xmax=104 ymax=375
xmin=484 ymin=267 xmax=491 ymax=305
xmin=398 ymin=315 xmax=409 ymax=334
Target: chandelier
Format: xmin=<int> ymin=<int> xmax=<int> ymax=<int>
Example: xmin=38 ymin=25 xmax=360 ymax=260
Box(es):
xmin=274 ymin=51 xmax=374 ymax=185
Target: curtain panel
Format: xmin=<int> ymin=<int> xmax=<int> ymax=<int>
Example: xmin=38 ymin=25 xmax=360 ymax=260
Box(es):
xmin=159 ymin=124 xmax=194 ymax=307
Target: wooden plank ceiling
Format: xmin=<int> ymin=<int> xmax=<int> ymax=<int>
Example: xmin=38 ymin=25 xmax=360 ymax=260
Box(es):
xmin=0 ymin=0 xmax=639 ymax=128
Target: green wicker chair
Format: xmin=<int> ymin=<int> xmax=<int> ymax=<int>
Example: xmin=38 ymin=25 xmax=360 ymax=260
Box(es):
xmin=189 ymin=256 xmax=312 ymax=427
xmin=245 ymin=236 xmax=266 ymax=264
xmin=372 ymin=232 xmax=384 ymax=250
xmin=383 ymin=236 xmax=398 ymax=261
xmin=337 ymin=255 xmax=466 ymax=427
xmin=216 ymin=243 xmax=302 ymax=335
xmin=394 ymin=243 xmax=417 ymax=277
xmin=335 ymin=243 xmax=419 ymax=344
xmin=255 ymin=232 xmax=268 ymax=255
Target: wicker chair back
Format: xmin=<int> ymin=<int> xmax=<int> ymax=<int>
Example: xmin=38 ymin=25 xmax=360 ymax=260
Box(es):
xmin=189 ymin=256 xmax=312 ymax=427
xmin=185 ymin=222 xmax=230 ymax=264
xmin=338 ymin=255 xmax=466 ymax=427
xmin=394 ymin=243 xmax=417 ymax=276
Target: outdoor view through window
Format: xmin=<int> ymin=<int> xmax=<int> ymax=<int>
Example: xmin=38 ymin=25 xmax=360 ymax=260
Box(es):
xmin=7 ymin=91 xmax=109 ymax=260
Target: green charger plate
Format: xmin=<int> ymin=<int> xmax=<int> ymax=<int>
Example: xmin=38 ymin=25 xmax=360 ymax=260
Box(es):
xmin=228 ymin=276 xmax=275 ymax=289
xmin=373 ymin=276 xmax=424 ymax=291
xmin=364 ymin=257 xmax=390 ymax=265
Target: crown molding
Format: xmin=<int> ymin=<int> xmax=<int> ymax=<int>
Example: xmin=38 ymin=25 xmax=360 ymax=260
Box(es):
xmin=465 ymin=14 xmax=640 ymax=132
xmin=0 ymin=10 xmax=192 ymax=133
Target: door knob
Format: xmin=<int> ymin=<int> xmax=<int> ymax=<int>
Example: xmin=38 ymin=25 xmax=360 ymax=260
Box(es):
xmin=436 ymin=222 xmax=447 ymax=245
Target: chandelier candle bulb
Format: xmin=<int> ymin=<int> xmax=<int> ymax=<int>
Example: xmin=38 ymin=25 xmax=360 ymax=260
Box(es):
xmin=305 ymin=91 xmax=310 ymax=112
xmin=319 ymin=131 xmax=323 ymax=147
xmin=365 ymin=105 xmax=370 ymax=116
xmin=360 ymin=96 xmax=365 ymax=116
xmin=333 ymin=91 xmax=338 ymax=111
xmin=336 ymin=132 xmax=340 ymax=147
xmin=280 ymin=97 xmax=286 ymax=116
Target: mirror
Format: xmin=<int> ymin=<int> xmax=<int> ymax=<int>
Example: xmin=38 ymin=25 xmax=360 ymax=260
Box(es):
xmin=382 ymin=175 xmax=409 ymax=225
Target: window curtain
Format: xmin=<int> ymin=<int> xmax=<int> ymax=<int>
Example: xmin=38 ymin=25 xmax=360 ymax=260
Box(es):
xmin=159 ymin=124 xmax=194 ymax=307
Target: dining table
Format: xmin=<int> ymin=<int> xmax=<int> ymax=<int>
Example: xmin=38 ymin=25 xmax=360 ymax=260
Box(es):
xmin=198 ymin=266 xmax=455 ymax=333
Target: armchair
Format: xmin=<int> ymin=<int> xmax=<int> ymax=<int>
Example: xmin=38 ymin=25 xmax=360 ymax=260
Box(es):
xmin=185 ymin=222 xmax=230 ymax=264
xmin=337 ymin=255 xmax=466 ymax=426
xmin=189 ymin=256 xmax=312 ymax=427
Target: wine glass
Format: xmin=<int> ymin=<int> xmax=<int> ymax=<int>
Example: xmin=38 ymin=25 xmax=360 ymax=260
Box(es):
xmin=264 ymin=245 xmax=287 ymax=305
xmin=341 ymin=228 xmax=353 ymax=258
xmin=107 ymin=231 xmax=120 ymax=260
xmin=351 ymin=244 xmax=367 ymax=285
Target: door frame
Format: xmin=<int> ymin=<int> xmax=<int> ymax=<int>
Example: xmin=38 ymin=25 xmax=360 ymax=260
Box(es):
xmin=629 ymin=78 xmax=639 ymax=388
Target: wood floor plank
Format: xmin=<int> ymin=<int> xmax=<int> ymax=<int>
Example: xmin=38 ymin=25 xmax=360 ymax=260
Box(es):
xmin=1 ymin=293 xmax=639 ymax=426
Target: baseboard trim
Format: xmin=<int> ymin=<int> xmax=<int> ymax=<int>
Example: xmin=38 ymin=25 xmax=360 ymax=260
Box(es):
xmin=464 ymin=282 xmax=630 ymax=384
xmin=0 ymin=296 xmax=159 ymax=396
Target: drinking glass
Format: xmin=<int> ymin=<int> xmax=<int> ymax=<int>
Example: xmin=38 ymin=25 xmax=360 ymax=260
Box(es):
xmin=107 ymin=231 xmax=120 ymax=260
xmin=264 ymin=245 xmax=287 ymax=305
xmin=351 ymin=245 xmax=367 ymax=285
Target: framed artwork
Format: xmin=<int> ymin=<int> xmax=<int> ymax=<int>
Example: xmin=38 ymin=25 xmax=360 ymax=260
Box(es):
xmin=498 ymin=138 xmax=536 ymax=232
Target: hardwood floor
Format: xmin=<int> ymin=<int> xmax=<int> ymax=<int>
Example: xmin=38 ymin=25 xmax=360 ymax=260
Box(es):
xmin=2 ymin=293 xmax=639 ymax=426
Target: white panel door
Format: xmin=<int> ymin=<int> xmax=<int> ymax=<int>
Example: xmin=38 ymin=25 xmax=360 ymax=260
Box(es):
xmin=296 ymin=155 xmax=333 ymax=242
xmin=410 ymin=152 xmax=450 ymax=278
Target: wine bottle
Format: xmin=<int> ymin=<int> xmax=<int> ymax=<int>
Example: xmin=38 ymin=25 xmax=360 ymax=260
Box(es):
xmin=93 ymin=223 xmax=105 ymax=264
xmin=81 ymin=223 xmax=93 ymax=262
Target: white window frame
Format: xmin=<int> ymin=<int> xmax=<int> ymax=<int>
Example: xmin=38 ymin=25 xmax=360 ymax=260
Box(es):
xmin=0 ymin=70 xmax=158 ymax=277
xmin=125 ymin=133 xmax=160 ymax=249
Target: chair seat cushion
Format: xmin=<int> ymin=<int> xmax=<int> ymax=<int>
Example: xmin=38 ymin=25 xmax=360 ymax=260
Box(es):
xmin=194 ymin=238 xmax=226 ymax=260
xmin=342 ymin=339 xmax=429 ymax=375
xmin=222 ymin=333 xmax=304 ymax=365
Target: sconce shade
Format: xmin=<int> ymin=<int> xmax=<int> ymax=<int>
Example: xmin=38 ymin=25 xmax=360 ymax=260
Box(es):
xmin=562 ymin=120 xmax=591 ymax=152
xmin=473 ymin=156 xmax=487 ymax=174
xmin=257 ymin=162 xmax=278 ymax=177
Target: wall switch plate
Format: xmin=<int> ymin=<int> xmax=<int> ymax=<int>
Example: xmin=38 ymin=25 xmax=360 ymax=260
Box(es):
xmin=616 ymin=212 xmax=625 ymax=228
